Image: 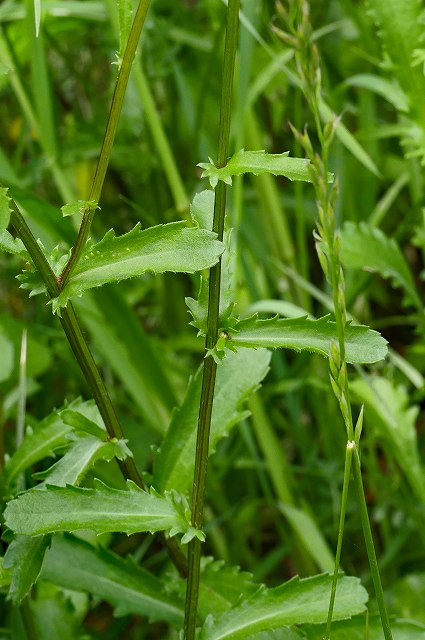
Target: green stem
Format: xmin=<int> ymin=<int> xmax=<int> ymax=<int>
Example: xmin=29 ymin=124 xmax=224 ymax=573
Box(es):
xmin=184 ymin=2 xmax=240 ymax=638
xmin=325 ymin=440 xmax=353 ymax=638
xmin=352 ymin=444 xmax=393 ymax=640
xmin=61 ymin=0 xmax=152 ymax=285
xmin=10 ymin=200 xmax=187 ymax=577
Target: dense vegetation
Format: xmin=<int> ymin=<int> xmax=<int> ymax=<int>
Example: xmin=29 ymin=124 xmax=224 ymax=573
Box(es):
xmin=0 ymin=0 xmax=425 ymax=638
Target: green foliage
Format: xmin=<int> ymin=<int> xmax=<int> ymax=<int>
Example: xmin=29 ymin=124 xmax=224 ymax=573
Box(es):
xmin=0 ymin=0 xmax=424 ymax=637
xmin=198 ymin=150 xmax=324 ymax=187
xmin=152 ymin=348 xmax=271 ymax=493
xmin=216 ymin=315 xmax=388 ymax=364
xmin=41 ymin=534 xmax=184 ymax=624
xmin=5 ymin=481 xmax=203 ymax=542
xmin=199 ymin=574 xmax=368 ymax=639
xmin=51 ymin=222 xmax=224 ymax=313
xmin=341 ymin=222 xmax=422 ymax=310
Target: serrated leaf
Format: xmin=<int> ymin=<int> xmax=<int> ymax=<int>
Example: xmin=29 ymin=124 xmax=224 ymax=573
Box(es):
xmin=41 ymin=533 xmax=184 ymax=624
xmin=61 ymin=199 xmax=98 ymax=218
xmin=350 ymin=376 xmax=425 ymax=506
xmin=4 ymin=481 xmax=202 ymax=541
xmin=199 ymin=574 xmax=368 ymax=639
xmin=198 ymin=150 xmax=325 ymax=188
xmin=166 ymin=556 xmax=259 ymax=620
xmin=0 ymin=186 xmax=12 ymax=230
xmin=199 ymin=559 xmax=258 ymax=618
xmin=4 ymin=412 xmax=74 ymax=489
xmin=3 ymin=535 xmax=51 ymax=604
xmin=34 ymin=436 xmax=129 ymax=487
xmin=0 ymin=229 xmax=29 ymax=257
xmin=220 ymin=315 xmax=387 ymax=364
xmin=153 ymin=348 xmax=271 ymax=493
xmin=341 ymin=222 xmax=422 ymax=310
xmin=51 ymin=222 xmax=224 ymax=313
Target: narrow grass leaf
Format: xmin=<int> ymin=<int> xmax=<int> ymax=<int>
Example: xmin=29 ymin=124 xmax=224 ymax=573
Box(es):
xmin=344 ymin=74 xmax=409 ymax=112
xmin=222 ymin=315 xmax=388 ymax=364
xmin=0 ymin=329 xmax=14 ymax=382
xmin=41 ymin=533 xmax=184 ymax=624
xmin=319 ymin=100 xmax=381 ymax=176
xmin=341 ymin=222 xmax=422 ymax=310
xmin=2 ymin=535 xmax=51 ymax=604
xmin=198 ymin=150 xmax=324 ymax=188
xmin=4 ymin=481 xmax=202 ymax=541
xmin=279 ymin=504 xmax=335 ymax=572
xmin=152 ymin=348 xmax=271 ymax=493
xmin=34 ymin=0 xmax=41 ymax=37
xmin=52 ymin=222 xmax=224 ymax=313
xmin=199 ymin=574 xmax=368 ymax=639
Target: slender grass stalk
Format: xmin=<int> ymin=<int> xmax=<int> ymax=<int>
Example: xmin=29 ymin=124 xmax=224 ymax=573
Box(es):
xmin=9 ymin=199 xmax=188 ymax=577
xmin=133 ymin=65 xmax=189 ymax=214
xmin=0 ymin=26 xmax=74 ymax=204
xmin=324 ymin=440 xmax=354 ymax=638
xmin=184 ymin=2 xmax=240 ymax=637
xmin=60 ymin=0 xmax=152 ymax=285
xmin=352 ymin=444 xmax=393 ymax=640
xmin=277 ymin=3 xmax=393 ymax=636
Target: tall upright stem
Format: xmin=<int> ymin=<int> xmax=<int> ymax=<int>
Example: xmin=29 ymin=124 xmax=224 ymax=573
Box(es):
xmin=61 ymin=0 xmax=152 ymax=285
xmin=184 ymin=2 xmax=240 ymax=638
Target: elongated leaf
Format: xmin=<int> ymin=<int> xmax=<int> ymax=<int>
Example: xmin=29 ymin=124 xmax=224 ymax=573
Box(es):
xmin=341 ymin=222 xmax=422 ymax=310
xmin=220 ymin=315 xmax=387 ymax=364
xmin=41 ymin=533 xmax=184 ymax=624
xmin=152 ymin=348 xmax=271 ymax=493
xmin=0 ymin=186 xmax=11 ymax=230
xmin=198 ymin=150 xmax=326 ymax=188
xmin=2 ymin=535 xmax=51 ymax=604
xmin=350 ymin=376 xmax=425 ymax=505
xmin=51 ymin=222 xmax=224 ymax=313
xmin=4 ymin=414 xmax=73 ymax=489
xmin=4 ymin=481 xmax=203 ymax=542
xmin=35 ymin=436 xmax=130 ymax=487
xmin=344 ymin=74 xmax=409 ymax=112
xmin=199 ymin=574 xmax=368 ymax=639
